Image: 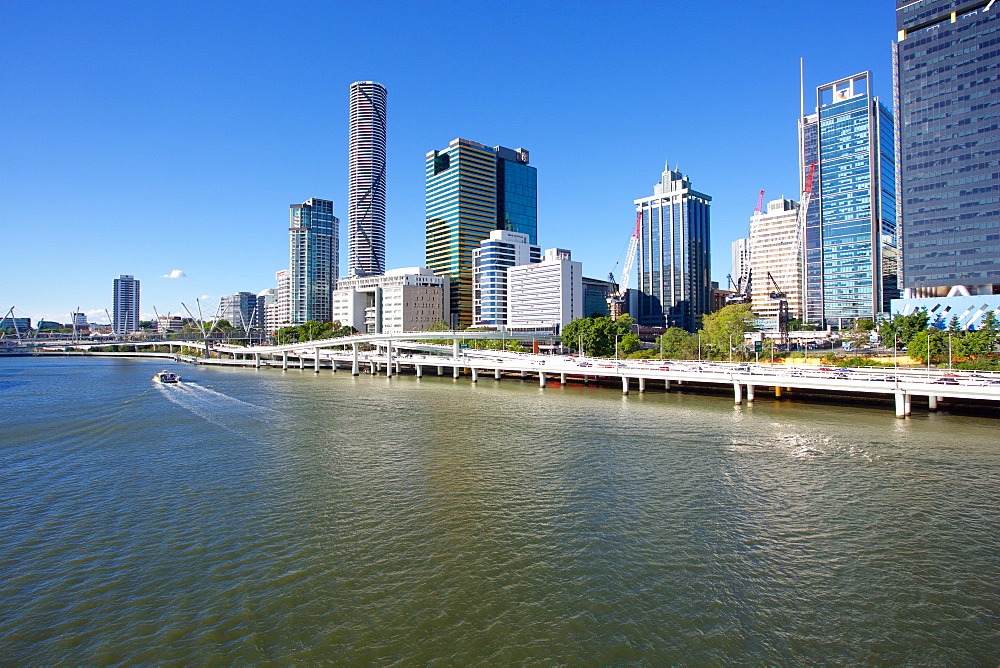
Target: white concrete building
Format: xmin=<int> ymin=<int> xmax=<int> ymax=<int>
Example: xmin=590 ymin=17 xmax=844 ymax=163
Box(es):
xmin=507 ymin=248 xmax=582 ymax=333
xmin=156 ymin=315 xmax=185 ymax=333
xmin=473 ymin=230 xmax=541 ymax=328
xmin=749 ymin=198 xmax=802 ymax=331
xmin=331 ymin=267 xmax=450 ymax=334
xmin=731 ymin=237 xmax=750 ymax=293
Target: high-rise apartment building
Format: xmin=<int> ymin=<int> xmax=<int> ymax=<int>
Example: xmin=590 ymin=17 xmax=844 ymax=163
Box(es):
xmin=112 ymin=274 xmax=140 ymax=335
xmin=425 ymin=138 xmax=537 ymax=328
xmin=894 ymin=1 xmax=1000 ymax=298
xmin=749 ymin=198 xmax=802 ymax=331
xmin=289 ymin=198 xmax=339 ymax=324
xmin=472 ymin=230 xmax=541 ymax=328
xmin=219 ymin=292 xmax=260 ymax=332
xmin=799 ymin=72 xmax=898 ymax=327
xmin=507 ymin=248 xmax=583 ymax=333
xmin=348 ymin=81 xmax=387 ymax=277
xmin=633 ymin=163 xmax=712 ymax=332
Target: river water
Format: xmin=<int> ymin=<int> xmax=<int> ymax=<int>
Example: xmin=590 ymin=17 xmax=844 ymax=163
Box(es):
xmin=1 ymin=356 xmax=998 ymax=663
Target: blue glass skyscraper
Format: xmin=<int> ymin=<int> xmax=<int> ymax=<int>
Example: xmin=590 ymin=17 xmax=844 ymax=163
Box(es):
xmin=494 ymin=147 xmax=537 ymax=245
xmin=633 ymin=164 xmax=712 ymax=332
xmin=799 ymin=72 xmax=898 ymax=327
xmin=894 ymin=1 xmax=1000 ymax=297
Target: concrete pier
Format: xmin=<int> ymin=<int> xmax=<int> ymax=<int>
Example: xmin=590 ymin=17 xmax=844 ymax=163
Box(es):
xmin=282 ymin=351 xmax=288 ymax=371
xmin=733 ymin=382 xmax=742 ymax=404
xmin=928 ymin=395 xmax=938 ymax=410
xmin=351 ymin=343 xmax=359 ymax=376
xmin=560 ymin=372 xmax=566 ymax=384
xmin=746 ymin=384 xmax=755 ymax=403
xmin=416 ymin=364 xmax=423 ymax=378
xmin=495 ymin=368 xmax=502 ymax=380
xmin=314 ymin=348 xmax=320 ymax=373
xmin=622 ymin=376 xmax=629 ymax=395
xmin=638 ymin=377 xmax=646 ymax=393
xmin=471 ymin=367 xmax=478 ymax=382
xmin=438 ymin=366 xmax=444 ymax=376
xmin=386 ymin=343 xmax=393 ymax=378
xmin=895 ymin=392 xmax=906 ymax=418
xmin=539 ymin=372 xmax=546 ymax=388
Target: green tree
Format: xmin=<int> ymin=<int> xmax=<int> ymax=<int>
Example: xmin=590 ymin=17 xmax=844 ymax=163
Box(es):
xmin=562 ymin=315 xmax=636 ymax=358
xmin=699 ymin=304 xmax=755 ymax=361
xmin=905 ymin=329 xmax=948 ymax=364
xmin=655 ymin=327 xmax=693 ymax=359
xmin=879 ymin=309 xmax=930 ymax=347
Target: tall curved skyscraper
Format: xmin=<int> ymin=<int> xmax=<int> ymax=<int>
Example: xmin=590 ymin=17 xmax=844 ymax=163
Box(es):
xmin=348 ymin=81 xmax=387 ymax=276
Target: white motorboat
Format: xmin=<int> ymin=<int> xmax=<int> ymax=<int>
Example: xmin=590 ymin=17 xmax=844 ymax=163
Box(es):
xmin=152 ymin=370 xmax=181 ymax=384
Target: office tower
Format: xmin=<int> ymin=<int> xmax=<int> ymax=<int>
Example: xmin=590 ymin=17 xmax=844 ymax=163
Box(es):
xmin=348 ymin=81 xmax=387 ymax=276
xmin=582 ymin=276 xmax=613 ymax=318
xmin=799 ymin=72 xmax=898 ymax=328
xmin=472 ymin=230 xmax=541 ymax=328
xmin=112 ymin=274 xmax=140 ymax=335
xmin=332 ymin=267 xmax=450 ymax=334
xmin=748 ymin=199 xmax=802 ymax=331
xmin=507 ymin=249 xmax=583 ymax=333
xmin=633 ymin=163 xmax=712 ymax=332
xmin=426 ymin=138 xmax=537 ymax=328
xmin=219 ymin=292 xmax=259 ymax=332
xmin=894 ymin=1 xmax=1000 ymax=298
xmin=289 ymin=198 xmax=339 ymax=324
xmin=732 ymin=238 xmax=750 ymax=292
xmin=494 ymin=146 xmax=537 ymax=244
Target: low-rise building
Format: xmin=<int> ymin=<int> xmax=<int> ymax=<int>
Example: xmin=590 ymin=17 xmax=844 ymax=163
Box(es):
xmin=507 ymin=248 xmax=583 ymax=333
xmin=332 ymin=267 xmax=450 ymax=334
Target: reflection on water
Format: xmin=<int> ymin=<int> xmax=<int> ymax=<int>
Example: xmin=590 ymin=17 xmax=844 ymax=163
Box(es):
xmin=1 ymin=357 xmax=998 ymax=664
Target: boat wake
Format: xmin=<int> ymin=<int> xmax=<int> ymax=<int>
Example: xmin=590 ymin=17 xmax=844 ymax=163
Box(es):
xmin=155 ymin=381 xmax=290 ymax=436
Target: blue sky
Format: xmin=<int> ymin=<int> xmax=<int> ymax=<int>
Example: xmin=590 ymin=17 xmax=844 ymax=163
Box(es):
xmin=1 ymin=0 xmax=897 ymax=325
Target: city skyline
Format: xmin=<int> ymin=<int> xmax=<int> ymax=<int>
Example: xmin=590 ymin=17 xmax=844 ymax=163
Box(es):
xmin=2 ymin=1 xmax=897 ymax=324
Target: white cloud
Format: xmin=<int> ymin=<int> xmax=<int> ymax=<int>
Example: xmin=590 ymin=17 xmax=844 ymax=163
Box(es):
xmin=162 ymin=269 xmax=187 ymax=279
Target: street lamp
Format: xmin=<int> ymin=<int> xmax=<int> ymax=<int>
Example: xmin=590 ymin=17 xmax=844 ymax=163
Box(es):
xmin=615 ymin=333 xmax=622 ymax=362
xmin=729 ymin=334 xmax=733 ymax=363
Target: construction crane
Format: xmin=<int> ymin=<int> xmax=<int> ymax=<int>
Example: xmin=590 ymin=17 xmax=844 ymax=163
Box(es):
xmin=606 ymin=212 xmax=641 ymax=320
xmin=767 ymin=271 xmax=790 ymax=342
xmin=726 ymin=190 xmax=764 ymax=305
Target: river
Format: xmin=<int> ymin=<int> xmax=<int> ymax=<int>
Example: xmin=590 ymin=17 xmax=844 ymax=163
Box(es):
xmin=1 ymin=356 xmax=998 ymax=663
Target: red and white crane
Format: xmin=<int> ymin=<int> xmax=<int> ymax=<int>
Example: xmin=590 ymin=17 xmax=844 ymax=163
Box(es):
xmin=607 ymin=212 xmax=642 ymax=320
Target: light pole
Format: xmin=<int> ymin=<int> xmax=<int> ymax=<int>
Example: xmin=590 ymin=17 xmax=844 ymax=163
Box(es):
xmin=579 ymin=333 xmax=584 ymax=358
xmin=615 ymin=333 xmax=621 ymax=363
xmin=927 ymin=331 xmax=931 ymax=375
xmin=948 ymin=332 xmax=953 ymax=370
xmin=729 ymin=334 xmax=733 ymax=363
xmin=698 ymin=333 xmax=702 ymax=362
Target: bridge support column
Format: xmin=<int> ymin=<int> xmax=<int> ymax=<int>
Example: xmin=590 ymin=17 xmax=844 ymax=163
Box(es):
xmin=774 ymin=386 xmax=782 ymax=397
xmin=282 ymin=351 xmax=288 ymax=371
xmin=453 ymin=365 xmax=460 ymax=379
xmin=539 ymin=372 xmax=546 ymax=388
xmin=254 ymin=353 xmax=260 ymax=368
xmin=453 ymin=338 xmax=460 ymax=360
xmin=471 ymin=367 xmax=478 ymax=383
xmin=370 ymin=361 xmax=376 ymax=375
xmin=895 ymin=392 xmax=906 ymax=418
xmin=351 ymin=343 xmax=359 ymax=376
xmin=733 ymin=382 xmax=742 ymax=404
xmin=928 ymin=395 xmax=938 ymax=411
xmin=904 ymin=394 xmax=912 ymax=416
xmin=520 ymin=370 xmax=527 ymax=379
xmin=416 ymin=364 xmax=422 ymax=378
xmin=314 ymin=348 xmax=320 ymax=373
xmin=438 ymin=366 xmax=444 ymax=376
xmin=495 ymin=368 xmax=502 ymax=380
xmin=560 ymin=372 xmax=566 ymax=384
xmin=746 ymin=384 xmax=755 ymax=403
xmin=664 ymin=379 xmax=670 ymax=390
xmin=638 ymin=377 xmax=646 ymax=393
xmin=622 ymin=376 xmax=629 ymax=395
xmin=386 ymin=342 xmax=393 ymax=378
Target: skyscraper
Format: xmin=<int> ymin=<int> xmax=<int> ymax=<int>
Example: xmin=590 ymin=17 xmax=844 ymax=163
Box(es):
xmin=633 ymin=164 xmax=712 ymax=332
xmin=112 ymin=274 xmax=140 ymax=335
xmin=894 ymin=1 xmax=1000 ymax=298
xmin=348 ymin=81 xmax=387 ymax=277
xmin=425 ymin=138 xmax=537 ymax=328
xmin=289 ymin=198 xmax=339 ymax=324
xmin=799 ymin=72 xmax=898 ymax=327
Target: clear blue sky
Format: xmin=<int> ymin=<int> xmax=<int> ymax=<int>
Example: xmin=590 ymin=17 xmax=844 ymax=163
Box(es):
xmin=1 ymin=0 xmax=897 ymax=325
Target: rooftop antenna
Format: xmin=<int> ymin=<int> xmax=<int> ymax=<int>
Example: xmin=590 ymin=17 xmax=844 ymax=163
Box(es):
xmin=799 ymin=57 xmax=805 ymax=119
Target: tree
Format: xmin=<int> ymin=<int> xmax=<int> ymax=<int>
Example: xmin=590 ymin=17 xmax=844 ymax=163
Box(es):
xmin=879 ymin=309 xmax=930 ymax=347
xmin=905 ymin=328 xmax=948 ymax=364
xmin=699 ymin=304 xmax=755 ymax=361
xmin=655 ymin=327 xmax=693 ymax=359
xmin=844 ymin=319 xmax=876 ymax=354
xmin=562 ymin=315 xmax=636 ymax=358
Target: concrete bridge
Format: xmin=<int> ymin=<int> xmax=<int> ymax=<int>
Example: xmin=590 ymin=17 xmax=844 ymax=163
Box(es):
xmin=11 ymin=330 xmax=1000 ymax=418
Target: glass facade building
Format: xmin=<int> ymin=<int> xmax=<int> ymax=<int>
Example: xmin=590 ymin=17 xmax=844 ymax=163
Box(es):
xmin=494 ymin=147 xmax=537 ymax=244
xmin=425 ymin=139 xmax=537 ymax=328
xmin=894 ymin=0 xmax=1000 ymax=296
xmin=289 ymin=198 xmax=339 ymax=324
xmin=112 ymin=274 xmax=140 ymax=335
xmin=799 ymin=72 xmax=898 ymax=327
xmin=633 ymin=164 xmax=712 ymax=332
